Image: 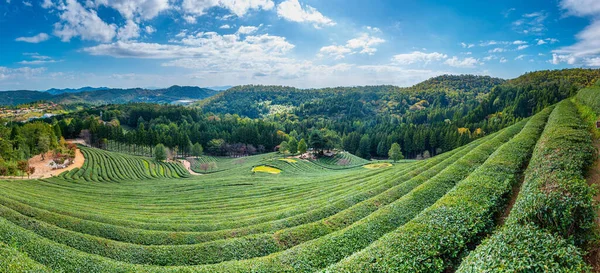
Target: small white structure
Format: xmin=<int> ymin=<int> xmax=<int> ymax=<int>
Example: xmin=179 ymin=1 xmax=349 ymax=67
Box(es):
xmin=49 ymin=159 xmax=71 ymax=170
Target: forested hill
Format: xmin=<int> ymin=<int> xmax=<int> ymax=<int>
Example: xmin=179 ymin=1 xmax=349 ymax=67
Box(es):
xmin=199 ymin=75 xmax=505 ymax=119
xmin=0 ymin=85 xmax=220 ymax=106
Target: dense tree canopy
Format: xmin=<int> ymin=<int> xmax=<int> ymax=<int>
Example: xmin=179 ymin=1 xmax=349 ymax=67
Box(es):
xmin=33 ymin=69 xmax=600 ymax=160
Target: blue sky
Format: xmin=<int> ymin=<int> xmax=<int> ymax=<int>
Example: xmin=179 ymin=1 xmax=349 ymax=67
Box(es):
xmin=0 ymin=0 xmax=599 ymax=90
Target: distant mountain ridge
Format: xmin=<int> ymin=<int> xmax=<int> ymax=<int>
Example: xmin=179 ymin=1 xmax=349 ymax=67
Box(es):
xmin=0 ymin=85 xmax=221 ymax=106
xmin=46 ymin=87 xmax=110 ymax=95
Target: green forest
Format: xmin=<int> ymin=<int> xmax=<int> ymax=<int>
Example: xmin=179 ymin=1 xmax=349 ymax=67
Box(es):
xmin=17 ymin=69 xmax=599 ymax=161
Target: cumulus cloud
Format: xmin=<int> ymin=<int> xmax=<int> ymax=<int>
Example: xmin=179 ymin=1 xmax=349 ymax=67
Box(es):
xmin=553 ymin=1 xmax=600 ymax=66
xmin=41 ymin=0 xmax=53 ymax=8
xmin=84 ymin=32 xmax=295 ymax=59
xmin=461 ymin=42 xmax=474 ymax=48
xmin=237 ymin=25 xmax=258 ymax=35
xmin=78 ymin=31 xmax=437 ymax=88
xmin=15 ymin=33 xmax=50 ymax=43
xmin=500 ymin=57 xmax=508 ymax=63
xmin=489 ymin=47 xmax=505 ymax=53
xmin=517 ymin=45 xmax=529 ymax=50
xmin=536 ymin=38 xmax=558 ymax=45
xmin=319 ymin=45 xmax=352 ymax=60
xmin=145 ymin=26 xmax=156 ymax=34
xmin=183 ymin=15 xmax=197 ymax=24
xmin=277 ymin=0 xmax=335 ymax=28
xmin=391 ymin=51 xmax=447 ymax=65
xmin=117 ymin=19 xmax=140 ymax=41
xmin=93 ymin=0 xmax=169 ymax=20
xmin=444 ymin=56 xmax=482 ymax=68
xmin=319 ymin=32 xmax=385 ymax=59
xmin=220 ymin=24 xmax=232 ymax=29
xmin=346 ymin=33 xmax=385 ymax=54
xmin=54 ymin=0 xmax=117 ymax=42
xmin=560 ymin=0 xmax=600 ymax=16
xmin=182 ymin=0 xmax=274 ymax=17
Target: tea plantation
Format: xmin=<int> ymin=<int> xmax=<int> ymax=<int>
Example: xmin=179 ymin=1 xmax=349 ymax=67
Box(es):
xmin=0 ymin=87 xmax=598 ymax=272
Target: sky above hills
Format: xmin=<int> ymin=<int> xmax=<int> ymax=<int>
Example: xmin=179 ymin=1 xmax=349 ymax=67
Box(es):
xmin=0 ymin=0 xmax=599 ymax=90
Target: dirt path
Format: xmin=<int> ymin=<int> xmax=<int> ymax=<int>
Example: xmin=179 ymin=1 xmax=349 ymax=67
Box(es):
xmin=27 ymin=149 xmax=85 ymax=179
xmin=180 ymin=159 xmax=203 ymax=176
xmin=586 ymin=139 xmax=600 ymax=272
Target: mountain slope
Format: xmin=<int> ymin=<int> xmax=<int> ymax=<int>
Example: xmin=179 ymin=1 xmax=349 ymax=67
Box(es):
xmin=46 ymin=87 xmax=109 ymax=95
xmin=0 ymin=86 xmax=221 ymax=106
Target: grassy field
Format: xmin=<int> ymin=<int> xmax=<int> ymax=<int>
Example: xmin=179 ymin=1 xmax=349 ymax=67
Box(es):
xmin=0 ymin=97 xmax=597 ymax=272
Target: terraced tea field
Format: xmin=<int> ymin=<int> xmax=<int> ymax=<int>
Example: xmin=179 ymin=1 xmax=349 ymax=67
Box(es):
xmin=0 ymin=91 xmax=598 ymax=272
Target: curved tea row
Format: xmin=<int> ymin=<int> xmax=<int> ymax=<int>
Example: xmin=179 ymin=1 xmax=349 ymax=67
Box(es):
xmin=0 ymin=95 xmax=597 ymax=272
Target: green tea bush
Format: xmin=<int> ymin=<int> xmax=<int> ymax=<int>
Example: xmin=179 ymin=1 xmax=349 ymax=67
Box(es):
xmin=456 ymin=100 xmax=596 ymax=272
xmin=325 ymin=107 xmax=551 ymax=273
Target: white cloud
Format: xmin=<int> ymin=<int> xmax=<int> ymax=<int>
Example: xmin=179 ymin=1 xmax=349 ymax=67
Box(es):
xmin=444 ymin=56 xmax=481 ymax=68
xmin=551 ymin=53 xmax=577 ymax=64
xmin=277 ymin=0 xmax=335 ymax=28
xmin=392 ymin=51 xmax=447 ymax=65
xmin=77 ymin=31 xmax=444 ymax=88
xmin=145 ymin=26 xmax=156 ymax=34
xmin=515 ymin=54 xmax=527 ymax=60
xmin=319 ymin=45 xmax=352 ymax=60
xmin=500 ymin=57 xmax=508 ymax=63
xmin=512 ymin=11 xmax=547 ymax=34
xmin=18 ymin=53 xmax=59 ymax=65
xmin=237 ymin=25 xmax=258 ymax=35
xmin=183 ymin=15 xmax=197 ymax=24
xmin=513 ymin=40 xmax=527 ymax=45
xmin=552 ymin=9 xmax=600 ymax=66
xmin=54 ymin=0 xmax=117 ymax=42
xmin=366 ymin=26 xmax=381 ymax=33
xmin=461 ymin=42 xmax=475 ymax=48
xmin=15 ymin=33 xmax=50 ymax=43
xmin=489 ymin=47 xmax=505 ymax=53
xmin=517 ymin=45 xmax=529 ymax=50
xmin=84 ymin=32 xmax=295 ymax=59
xmin=346 ymin=33 xmax=385 ymax=54
xmin=483 ymin=55 xmax=497 ymax=61
xmin=220 ymin=24 xmax=232 ymax=29
xmin=480 ymin=40 xmax=500 ymax=46
xmin=584 ymin=57 xmax=600 ymax=66
xmin=0 ymin=67 xmax=46 ymax=81
xmin=537 ymin=38 xmax=559 ymax=45
xmin=319 ymin=32 xmax=385 ymax=59
xmin=41 ymin=0 xmax=53 ymax=8
xmin=92 ymin=0 xmax=170 ymax=20
xmin=117 ymin=19 xmax=140 ymax=41
xmin=560 ymin=0 xmax=600 ymax=17
xmin=22 ymin=0 xmax=31 ymax=6
xmin=18 ymin=59 xmax=58 ymax=65
xmin=182 ymin=0 xmax=274 ymax=17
